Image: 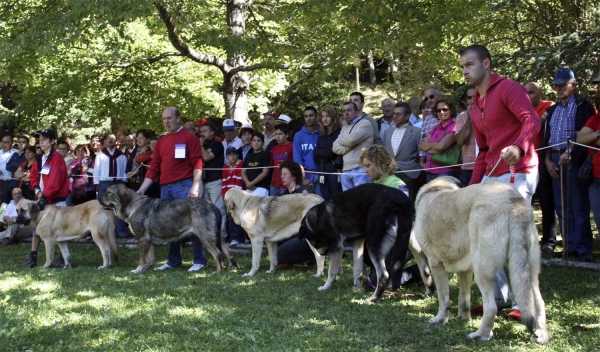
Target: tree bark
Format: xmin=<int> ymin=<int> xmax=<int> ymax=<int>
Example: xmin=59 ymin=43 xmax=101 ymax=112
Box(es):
xmin=368 ymin=50 xmax=376 ymax=88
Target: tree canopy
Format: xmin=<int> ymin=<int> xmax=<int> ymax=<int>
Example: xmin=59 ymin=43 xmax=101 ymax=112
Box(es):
xmin=1 ymin=0 xmax=598 ymax=137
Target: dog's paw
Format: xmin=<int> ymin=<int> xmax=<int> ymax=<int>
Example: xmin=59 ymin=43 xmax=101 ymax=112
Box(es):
xmin=318 ymin=285 xmax=331 ymax=291
xmin=97 ymin=265 xmax=107 ymax=270
xmin=265 ymin=269 xmax=275 ymax=274
xmin=242 ymin=272 xmax=255 ymax=277
xmin=532 ymin=329 xmax=550 ymax=345
xmin=364 ymin=295 xmax=380 ymax=303
xmin=468 ymin=330 xmax=493 ymax=341
xmin=313 ymin=272 xmax=323 ymax=278
xmin=130 ymin=266 xmax=144 ymax=274
xmin=428 ymin=316 xmax=448 ymax=324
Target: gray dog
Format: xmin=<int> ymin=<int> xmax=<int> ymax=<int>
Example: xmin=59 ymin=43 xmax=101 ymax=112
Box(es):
xmin=99 ymin=184 xmax=236 ymax=274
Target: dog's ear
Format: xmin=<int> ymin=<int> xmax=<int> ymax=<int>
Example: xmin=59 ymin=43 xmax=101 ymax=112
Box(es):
xmin=30 ymin=202 xmax=40 ymax=219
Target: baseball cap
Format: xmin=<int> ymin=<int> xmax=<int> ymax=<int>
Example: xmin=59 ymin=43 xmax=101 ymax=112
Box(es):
xmin=222 ymin=119 xmax=235 ymax=131
xmin=592 ymin=73 xmax=600 ymax=84
xmin=34 ymin=129 xmax=56 ymax=140
xmin=240 ymin=123 xmax=255 ymax=133
xmin=225 ymin=146 xmax=238 ymax=154
xmin=262 ymin=111 xmax=279 ymax=118
xmin=551 ymin=68 xmax=575 ymax=85
xmin=277 ymin=114 xmax=292 ymax=124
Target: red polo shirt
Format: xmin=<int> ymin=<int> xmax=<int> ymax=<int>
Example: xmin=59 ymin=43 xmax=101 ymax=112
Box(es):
xmin=469 ymin=73 xmax=541 ymax=185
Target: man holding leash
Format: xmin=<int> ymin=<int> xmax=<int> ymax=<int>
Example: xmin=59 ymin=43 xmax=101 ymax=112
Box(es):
xmin=459 ymin=44 xmax=541 ymax=320
xmin=21 ymin=129 xmax=69 ymax=268
xmin=137 ymin=107 xmax=207 ymax=272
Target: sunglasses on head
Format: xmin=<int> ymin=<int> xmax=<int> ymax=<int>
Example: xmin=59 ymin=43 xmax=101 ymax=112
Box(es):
xmin=369 ymin=146 xmax=378 ymax=153
xmin=424 ymin=94 xmax=436 ymax=101
xmin=436 ymin=108 xmax=450 ymax=113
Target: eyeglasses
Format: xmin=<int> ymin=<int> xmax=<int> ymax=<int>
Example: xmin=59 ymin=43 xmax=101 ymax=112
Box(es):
xmin=436 ymin=108 xmax=450 ymax=113
xmin=392 ymin=112 xmax=404 ymax=116
xmin=466 ymin=95 xmax=474 ymax=100
xmin=424 ymin=94 xmax=436 ymax=101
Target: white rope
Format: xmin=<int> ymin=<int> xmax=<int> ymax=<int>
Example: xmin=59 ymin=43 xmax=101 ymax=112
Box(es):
xmin=7 ymin=142 xmax=591 ymax=181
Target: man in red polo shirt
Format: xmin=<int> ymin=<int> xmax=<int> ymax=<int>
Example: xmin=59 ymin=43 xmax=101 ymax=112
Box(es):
xmin=137 ymin=107 xmax=207 ymax=272
xmin=460 ymin=45 xmax=541 ymax=321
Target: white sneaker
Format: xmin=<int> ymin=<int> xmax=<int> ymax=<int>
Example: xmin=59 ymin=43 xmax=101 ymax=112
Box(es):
xmin=154 ymin=263 xmax=174 ymax=271
xmin=230 ymin=240 xmax=240 ymax=246
xmin=188 ymin=263 xmax=206 ymax=272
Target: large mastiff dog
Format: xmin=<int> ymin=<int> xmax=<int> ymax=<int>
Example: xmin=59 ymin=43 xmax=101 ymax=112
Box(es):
xmin=298 ymin=183 xmax=431 ymax=302
xmin=414 ymin=177 xmax=548 ymax=344
xmin=224 ymin=189 xmax=324 ymax=277
xmin=16 ymin=199 xmax=118 ymax=269
xmin=99 ymin=184 xmax=236 ymax=274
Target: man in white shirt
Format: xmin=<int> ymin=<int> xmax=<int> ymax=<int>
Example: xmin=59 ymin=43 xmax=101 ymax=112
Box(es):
xmin=93 ymin=134 xmax=128 ymax=238
xmin=378 ymin=98 xmax=395 ymax=136
xmin=0 ymin=135 xmax=16 ymax=204
xmin=1 ymin=188 xmax=32 ymax=244
xmin=222 ymin=119 xmax=243 ymax=158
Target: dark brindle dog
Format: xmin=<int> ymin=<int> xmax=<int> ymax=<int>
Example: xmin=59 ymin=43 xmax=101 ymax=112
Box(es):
xmin=99 ymin=184 xmax=236 ymax=273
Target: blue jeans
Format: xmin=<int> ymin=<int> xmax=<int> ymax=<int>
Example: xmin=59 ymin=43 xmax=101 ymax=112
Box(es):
xmin=162 ymin=178 xmax=207 ymax=267
xmin=341 ymin=167 xmax=371 ymax=191
xmin=551 ymin=154 xmax=592 ymax=255
xmin=458 ymin=169 xmax=473 ymax=187
xmin=318 ymin=173 xmax=343 ymax=200
xmin=98 ymin=181 xmax=128 ymax=238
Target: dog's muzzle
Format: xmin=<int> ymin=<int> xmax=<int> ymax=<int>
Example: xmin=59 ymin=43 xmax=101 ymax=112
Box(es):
xmin=15 ymin=215 xmax=30 ymax=226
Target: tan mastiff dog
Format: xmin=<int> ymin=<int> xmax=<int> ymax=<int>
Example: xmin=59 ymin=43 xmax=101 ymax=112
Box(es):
xmin=224 ymin=189 xmax=325 ymax=277
xmin=413 ymin=177 xmax=548 ymax=344
xmin=16 ymin=199 xmax=118 ymax=269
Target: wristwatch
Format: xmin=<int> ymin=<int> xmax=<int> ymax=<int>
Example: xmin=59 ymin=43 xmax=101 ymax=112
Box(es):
xmin=565 ymin=148 xmax=572 ymax=154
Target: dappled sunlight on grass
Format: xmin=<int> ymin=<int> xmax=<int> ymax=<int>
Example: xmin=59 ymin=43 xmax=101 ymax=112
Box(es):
xmin=0 ymin=245 xmax=599 ymax=350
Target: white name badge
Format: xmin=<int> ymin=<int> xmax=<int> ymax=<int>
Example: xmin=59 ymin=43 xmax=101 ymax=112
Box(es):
xmin=41 ymin=165 xmax=51 ymax=175
xmin=175 ymin=144 xmax=186 ymax=159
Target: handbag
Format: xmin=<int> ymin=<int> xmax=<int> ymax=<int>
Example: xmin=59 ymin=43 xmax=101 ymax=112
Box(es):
xmin=578 ymin=150 xmax=597 ymax=186
xmin=431 ymin=144 xmax=462 ymax=166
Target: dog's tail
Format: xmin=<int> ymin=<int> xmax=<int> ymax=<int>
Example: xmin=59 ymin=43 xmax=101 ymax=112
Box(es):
xmin=507 ymin=204 xmax=549 ymax=344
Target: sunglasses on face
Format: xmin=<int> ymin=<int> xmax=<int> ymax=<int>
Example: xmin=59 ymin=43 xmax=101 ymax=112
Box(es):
xmin=424 ymin=94 xmax=436 ymax=101
xmin=436 ymin=108 xmax=450 ymax=113
xmin=552 ymin=83 xmax=568 ymax=90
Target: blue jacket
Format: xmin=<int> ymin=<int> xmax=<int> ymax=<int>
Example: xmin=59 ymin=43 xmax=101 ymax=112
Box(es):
xmin=293 ymin=125 xmax=321 ymax=182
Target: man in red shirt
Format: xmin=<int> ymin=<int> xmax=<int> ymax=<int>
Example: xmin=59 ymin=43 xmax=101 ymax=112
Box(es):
xmin=460 ymin=45 xmax=540 ymax=320
xmin=524 ymin=82 xmax=556 ymax=253
xmin=21 ymin=129 xmax=69 ymax=268
xmin=137 ymin=107 xmax=207 ymax=272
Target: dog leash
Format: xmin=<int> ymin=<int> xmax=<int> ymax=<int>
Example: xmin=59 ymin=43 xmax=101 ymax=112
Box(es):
xmin=481 ymin=157 xmax=515 ymax=184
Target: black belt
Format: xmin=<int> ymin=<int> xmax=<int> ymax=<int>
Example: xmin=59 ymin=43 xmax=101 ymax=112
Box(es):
xmin=552 ymin=149 xmax=566 ymax=155
xmin=0 ymin=180 xmax=10 ymax=183
xmin=52 ymin=197 xmax=66 ymax=203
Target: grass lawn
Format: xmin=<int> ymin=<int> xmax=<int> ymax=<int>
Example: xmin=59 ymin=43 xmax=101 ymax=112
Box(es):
xmin=1 ymin=242 xmax=599 ymax=352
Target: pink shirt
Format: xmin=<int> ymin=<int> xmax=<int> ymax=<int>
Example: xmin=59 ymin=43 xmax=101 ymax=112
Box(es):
xmin=469 ymin=73 xmax=540 ymax=185
xmin=425 ymin=119 xmax=460 ymax=174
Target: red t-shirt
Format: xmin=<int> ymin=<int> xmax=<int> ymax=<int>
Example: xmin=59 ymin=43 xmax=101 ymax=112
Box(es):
xmin=533 ymin=100 xmax=553 ymax=149
xmin=583 ymin=113 xmax=600 ymax=179
xmin=145 ymin=128 xmax=203 ymax=185
xmin=270 ymin=142 xmax=293 ymax=189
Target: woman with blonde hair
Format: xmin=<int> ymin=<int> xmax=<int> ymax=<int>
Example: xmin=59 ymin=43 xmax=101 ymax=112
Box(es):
xmin=359 ymin=144 xmax=407 ymax=194
xmin=313 ymin=105 xmax=343 ymax=200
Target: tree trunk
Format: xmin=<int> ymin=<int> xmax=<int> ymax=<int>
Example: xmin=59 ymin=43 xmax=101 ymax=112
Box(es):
xmin=223 ymin=71 xmax=250 ymax=124
xmin=389 ymin=52 xmax=401 ymax=94
xmin=368 ymin=50 xmax=377 ymax=88
xmin=224 ymin=0 xmax=251 ymax=124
